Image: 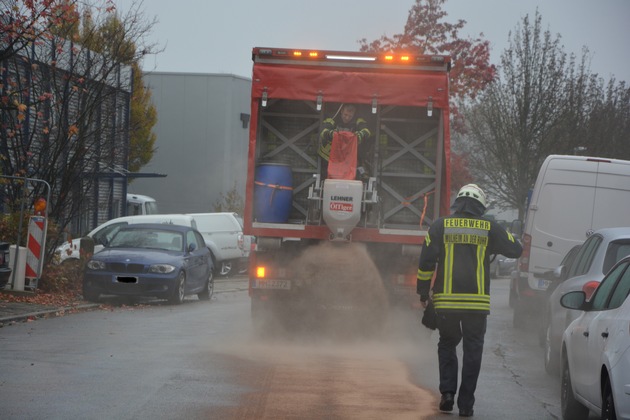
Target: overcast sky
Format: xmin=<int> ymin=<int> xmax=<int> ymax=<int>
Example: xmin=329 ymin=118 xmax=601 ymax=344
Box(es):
xmin=116 ymin=0 xmax=630 ymax=83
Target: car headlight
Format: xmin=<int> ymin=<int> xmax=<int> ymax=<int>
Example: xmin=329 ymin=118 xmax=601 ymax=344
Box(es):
xmin=149 ymin=264 xmax=176 ymax=274
xmin=87 ymin=260 xmax=106 ymax=270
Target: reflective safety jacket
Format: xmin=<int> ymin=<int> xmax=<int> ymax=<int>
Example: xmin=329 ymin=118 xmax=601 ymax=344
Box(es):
xmin=318 ymin=116 xmax=371 ymax=162
xmin=417 ymin=213 xmax=523 ymax=314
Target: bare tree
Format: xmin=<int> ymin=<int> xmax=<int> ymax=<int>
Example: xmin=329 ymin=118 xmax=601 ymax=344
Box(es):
xmin=460 ymin=11 xmax=613 ymax=219
xmin=585 ymin=78 xmax=630 ymax=160
xmin=0 ymin=0 xmax=159 ymax=247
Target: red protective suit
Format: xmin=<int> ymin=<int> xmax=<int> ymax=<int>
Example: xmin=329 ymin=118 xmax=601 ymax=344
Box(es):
xmin=327 ymin=131 xmax=357 ymax=180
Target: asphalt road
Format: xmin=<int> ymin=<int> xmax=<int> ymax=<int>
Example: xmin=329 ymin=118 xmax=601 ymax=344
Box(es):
xmin=0 ymin=276 xmax=598 ymax=419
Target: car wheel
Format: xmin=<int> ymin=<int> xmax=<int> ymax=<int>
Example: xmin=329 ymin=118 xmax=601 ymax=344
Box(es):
xmin=168 ymin=272 xmax=186 ymax=305
xmin=198 ymin=270 xmax=214 ymax=301
xmin=561 ymin=352 xmax=589 ymax=420
xmin=602 ymin=376 xmax=617 ymax=420
xmin=219 ymin=261 xmax=233 ymax=277
xmin=544 ymin=323 xmax=559 ymax=375
xmin=82 ymin=282 xmax=100 ymax=303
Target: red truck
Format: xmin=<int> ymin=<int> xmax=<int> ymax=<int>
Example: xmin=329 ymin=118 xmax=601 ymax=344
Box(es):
xmin=243 ymin=47 xmax=452 ymax=332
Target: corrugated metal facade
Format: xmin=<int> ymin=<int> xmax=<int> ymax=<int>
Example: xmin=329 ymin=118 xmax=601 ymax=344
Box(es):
xmin=0 ymin=36 xmax=132 ymax=236
xmin=132 ymin=73 xmax=251 ymax=214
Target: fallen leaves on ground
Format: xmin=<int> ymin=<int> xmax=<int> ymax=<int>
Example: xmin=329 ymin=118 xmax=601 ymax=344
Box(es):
xmin=0 ymin=290 xmax=85 ymax=307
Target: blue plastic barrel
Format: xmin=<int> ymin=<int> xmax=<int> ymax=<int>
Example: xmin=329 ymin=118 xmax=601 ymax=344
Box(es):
xmin=254 ymin=163 xmax=293 ymax=223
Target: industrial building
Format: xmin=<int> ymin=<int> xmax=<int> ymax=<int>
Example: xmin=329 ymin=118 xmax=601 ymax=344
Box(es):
xmin=131 ymin=72 xmax=251 ymax=214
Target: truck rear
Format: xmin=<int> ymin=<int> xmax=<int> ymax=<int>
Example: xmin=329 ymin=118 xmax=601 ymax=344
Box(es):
xmin=243 ymin=47 xmax=451 ymax=332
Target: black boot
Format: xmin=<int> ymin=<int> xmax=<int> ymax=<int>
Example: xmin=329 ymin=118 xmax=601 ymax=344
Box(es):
xmin=459 ymin=408 xmax=474 ymax=417
xmin=439 ymin=392 xmax=455 ymax=412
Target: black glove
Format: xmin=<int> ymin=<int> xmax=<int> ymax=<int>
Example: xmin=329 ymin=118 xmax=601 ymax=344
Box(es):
xmin=357 ymin=166 xmax=369 ymax=180
xmin=421 ymin=299 xmax=437 ymax=330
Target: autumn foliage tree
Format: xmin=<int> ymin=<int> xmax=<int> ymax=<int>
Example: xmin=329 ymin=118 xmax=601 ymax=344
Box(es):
xmin=73 ymin=10 xmax=158 ymax=174
xmin=359 ymin=0 xmax=495 ymax=106
xmin=449 ymin=152 xmax=473 ymax=192
xmin=128 ymin=62 xmax=157 ymax=173
xmin=358 ymin=0 xmax=495 ymax=194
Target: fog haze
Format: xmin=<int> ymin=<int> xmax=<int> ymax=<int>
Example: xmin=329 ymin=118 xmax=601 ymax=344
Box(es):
xmin=114 ymin=0 xmax=630 ymax=83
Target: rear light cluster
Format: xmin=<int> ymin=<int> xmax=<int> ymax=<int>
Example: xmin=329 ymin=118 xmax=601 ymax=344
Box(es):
xmin=255 ymin=48 xmax=449 ymax=66
xmin=519 ymin=233 xmax=532 ymax=272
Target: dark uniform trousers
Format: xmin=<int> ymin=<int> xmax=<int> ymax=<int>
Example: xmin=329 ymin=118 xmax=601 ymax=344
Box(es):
xmin=436 ymin=312 xmax=487 ymax=410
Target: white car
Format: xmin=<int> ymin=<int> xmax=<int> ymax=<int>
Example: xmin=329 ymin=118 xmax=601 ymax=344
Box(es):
xmin=55 ymin=214 xmax=197 ymax=263
xmin=543 ymin=227 xmax=630 ymax=375
xmin=560 ymin=254 xmax=630 ymax=420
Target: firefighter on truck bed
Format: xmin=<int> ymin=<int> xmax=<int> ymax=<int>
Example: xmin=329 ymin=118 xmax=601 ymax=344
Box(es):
xmin=318 ymin=103 xmax=372 ymax=180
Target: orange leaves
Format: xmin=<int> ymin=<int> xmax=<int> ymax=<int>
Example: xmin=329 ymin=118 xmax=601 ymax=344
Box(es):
xmin=67 ymin=124 xmax=79 ymax=137
xmin=358 ymin=0 xmax=496 ymax=111
xmin=37 ymin=92 xmax=53 ymax=101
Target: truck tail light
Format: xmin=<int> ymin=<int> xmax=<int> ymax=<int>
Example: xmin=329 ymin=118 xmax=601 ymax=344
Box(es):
xmin=256 ymin=266 xmax=266 ymax=278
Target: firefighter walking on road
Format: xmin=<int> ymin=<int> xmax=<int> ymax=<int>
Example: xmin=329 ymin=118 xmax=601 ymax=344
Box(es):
xmin=417 ymin=184 xmax=522 ymax=417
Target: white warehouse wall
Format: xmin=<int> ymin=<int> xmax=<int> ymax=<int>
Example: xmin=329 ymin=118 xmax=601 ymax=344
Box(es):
xmin=132 ymin=72 xmax=251 ymax=214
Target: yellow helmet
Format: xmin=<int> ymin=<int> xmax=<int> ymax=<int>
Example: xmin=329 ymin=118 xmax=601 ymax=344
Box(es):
xmin=456 ymin=184 xmax=487 ymax=208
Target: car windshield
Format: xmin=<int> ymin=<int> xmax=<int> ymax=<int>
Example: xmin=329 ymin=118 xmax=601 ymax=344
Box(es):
xmin=108 ymin=229 xmax=184 ymax=252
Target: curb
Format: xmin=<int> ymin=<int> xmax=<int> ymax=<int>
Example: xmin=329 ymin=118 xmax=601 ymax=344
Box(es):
xmin=0 ymin=303 xmax=101 ymax=325
xmin=0 ymin=287 xmax=248 ymax=325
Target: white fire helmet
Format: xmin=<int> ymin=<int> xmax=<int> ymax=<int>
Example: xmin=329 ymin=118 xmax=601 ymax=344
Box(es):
xmin=456 ymin=184 xmax=487 ymax=208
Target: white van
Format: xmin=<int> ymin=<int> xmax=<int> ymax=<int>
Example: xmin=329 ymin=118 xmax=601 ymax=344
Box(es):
xmin=512 ymin=155 xmax=630 ymax=325
xmin=187 ymin=213 xmax=251 ymax=276
xmin=126 ymin=193 xmax=159 ymax=215
xmin=55 ymin=214 xmax=196 ymax=263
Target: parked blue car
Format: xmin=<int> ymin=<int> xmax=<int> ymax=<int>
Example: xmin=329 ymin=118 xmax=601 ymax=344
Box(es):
xmin=82 ymin=223 xmax=214 ymax=304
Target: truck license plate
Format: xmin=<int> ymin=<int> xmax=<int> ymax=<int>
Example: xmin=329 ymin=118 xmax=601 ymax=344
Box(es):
xmin=254 ymin=279 xmax=291 ymax=290
xmin=537 ymin=279 xmax=551 ymax=290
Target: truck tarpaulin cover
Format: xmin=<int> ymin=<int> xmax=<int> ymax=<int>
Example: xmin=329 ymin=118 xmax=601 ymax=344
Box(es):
xmin=328 ymin=131 xmax=358 ymax=180
xmin=251 ymin=64 xmax=449 ymax=108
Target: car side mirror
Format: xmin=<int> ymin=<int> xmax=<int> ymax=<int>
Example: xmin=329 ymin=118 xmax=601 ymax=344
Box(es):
xmin=188 ymin=243 xmax=197 ymax=253
xmin=560 ymin=291 xmax=587 ymax=310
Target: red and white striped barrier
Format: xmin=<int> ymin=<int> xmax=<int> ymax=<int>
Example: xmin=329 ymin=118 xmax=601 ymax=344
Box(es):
xmin=25 ymin=216 xmax=47 ymax=288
